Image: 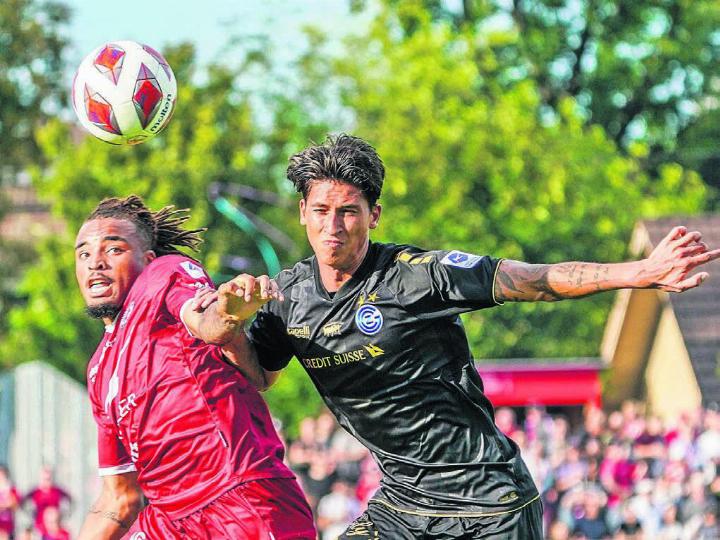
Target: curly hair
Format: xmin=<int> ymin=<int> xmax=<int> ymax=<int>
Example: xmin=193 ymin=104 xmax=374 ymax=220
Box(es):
xmin=287 ymin=134 xmax=385 ymax=206
xmin=86 ymin=195 xmax=205 ymax=256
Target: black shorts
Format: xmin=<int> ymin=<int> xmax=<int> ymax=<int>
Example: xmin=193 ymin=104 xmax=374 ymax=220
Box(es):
xmin=339 ymin=496 xmax=543 ymax=540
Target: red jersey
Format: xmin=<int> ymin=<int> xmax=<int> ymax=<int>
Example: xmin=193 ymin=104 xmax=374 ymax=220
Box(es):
xmin=86 ymin=255 xmax=293 ymax=519
xmin=24 ymin=486 xmax=70 ymax=530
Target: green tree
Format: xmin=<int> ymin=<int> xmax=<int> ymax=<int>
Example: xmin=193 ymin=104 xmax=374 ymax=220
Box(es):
xmin=0 ymin=0 xmax=70 ymax=182
xmin=331 ymin=8 xmax=707 ymax=358
xmin=356 ymin=0 xmax=720 ymax=192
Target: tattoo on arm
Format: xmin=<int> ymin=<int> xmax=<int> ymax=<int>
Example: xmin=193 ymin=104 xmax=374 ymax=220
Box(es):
xmin=496 ymin=263 xmax=563 ymax=302
xmin=495 ymin=261 xmax=613 ymax=302
xmin=89 ymin=507 xmax=131 ymax=529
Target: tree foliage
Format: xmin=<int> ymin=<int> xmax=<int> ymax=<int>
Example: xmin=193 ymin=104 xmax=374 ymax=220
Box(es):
xmin=357 ymin=0 xmax=720 ymax=191
xmin=0 ymin=0 xmax=70 ymax=182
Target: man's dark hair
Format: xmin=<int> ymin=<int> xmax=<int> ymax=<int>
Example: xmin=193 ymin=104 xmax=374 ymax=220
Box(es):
xmin=86 ymin=195 xmax=205 ymax=257
xmin=287 ymin=134 xmax=385 ymax=206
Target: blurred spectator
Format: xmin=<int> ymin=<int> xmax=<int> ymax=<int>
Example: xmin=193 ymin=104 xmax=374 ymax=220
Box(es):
xmin=22 ymin=466 xmax=71 ymax=534
xmin=316 ymin=480 xmax=360 ymax=539
xmin=567 ymin=489 xmax=611 ymax=539
xmin=288 ymin=417 xmax=322 ymax=474
xmin=548 ymin=519 xmax=571 ymax=540
xmin=678 ymin=471 xmax=711 ymax=524
xmin=616 ymin=502 xmax=642 ymax=539
xmin=17 ymin=527 xmax=34 ymax=540
xmin=656 ymin=504 xmax=682 ymax=540
xmin=0 ymin=465 xmax=19 ymax=540
xmin=39 ymin=507 xmax=69 ymax=540
xmin=354 ymin=455 xmax=381 ymax=506
xmin=329 ymin=426 xmax=368 ymax=485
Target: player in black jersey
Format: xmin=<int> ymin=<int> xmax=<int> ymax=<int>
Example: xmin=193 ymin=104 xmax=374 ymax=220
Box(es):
xmin=194 ymin=134 xmax=720 ymax=539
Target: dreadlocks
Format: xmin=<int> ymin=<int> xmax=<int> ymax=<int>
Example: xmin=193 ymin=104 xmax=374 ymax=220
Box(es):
xmin=86 ymin=195 xmax=205 ymax=257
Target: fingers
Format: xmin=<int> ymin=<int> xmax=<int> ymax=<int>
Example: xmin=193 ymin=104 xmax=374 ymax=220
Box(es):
xmin=660 ymin=226 xmax=687 ymax=247
xmin=191 ymin=287 xmax=218 ymax=311
xmin=675 ymin=272 xmax=709 ymax=292
xmin=689 ymin=248 xmax=720 ymax=267
xmin=223 ymin=274 xmax=284 ymax=302
xmin=671 ymin=229 xmax=702 ymax=249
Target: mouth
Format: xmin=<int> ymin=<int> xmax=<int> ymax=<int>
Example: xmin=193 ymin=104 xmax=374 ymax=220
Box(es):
xmin=323 ymin=239 xmax=344 ymax=249
xmin=86 ymin=275 xmax=113 ymax=298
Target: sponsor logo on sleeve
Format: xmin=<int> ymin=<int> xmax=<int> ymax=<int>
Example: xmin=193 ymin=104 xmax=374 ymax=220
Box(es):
xmin=355 ymin=304 xmax=383 ymax=336
xmin=440 ymin=250 xmax=485 ymax=269
xmin=287 ymin=325 xmax=311 ymax=339
xmin=180 ymin=261 xmax=205 ymax=279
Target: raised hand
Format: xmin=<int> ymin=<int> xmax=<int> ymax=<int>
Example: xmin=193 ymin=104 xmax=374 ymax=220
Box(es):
xmin=216 ymin=274 xmax=284 ymax=322
xmin=645 ymin=226 xmax=720 ymax=292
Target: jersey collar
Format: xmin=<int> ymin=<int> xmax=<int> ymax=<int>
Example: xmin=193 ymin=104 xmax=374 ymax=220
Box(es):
xmin=312 ymin=241 xmax=379 ymax=302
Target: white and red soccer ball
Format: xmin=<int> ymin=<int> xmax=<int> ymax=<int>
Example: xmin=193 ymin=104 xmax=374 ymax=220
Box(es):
xmin=72 ymin=40 xmax=177 ymax=145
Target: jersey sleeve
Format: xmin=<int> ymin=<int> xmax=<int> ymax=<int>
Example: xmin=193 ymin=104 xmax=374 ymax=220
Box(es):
xmin=391 ymin=249 xmax=503 ymax=319
xmin=96 ymin=424 xmax=136 ymax=476
xmin=88 ymin=391 xmax=136 ymax=477
xmin=247 ymin=302 xmax=295 ymax=371
xmin=163 ymin=259 xmax=214 ymax=328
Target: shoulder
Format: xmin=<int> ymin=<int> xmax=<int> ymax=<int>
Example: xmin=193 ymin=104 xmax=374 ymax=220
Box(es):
xmin=274 ymin=256 xmax=315 ymax=292
xmin=145 ymin=254 xmax=206 ymax=279
xmin=377 ymin=242 xmax=438 ymax=274
xmin=138 ymin=255 xmax=210 ymax=289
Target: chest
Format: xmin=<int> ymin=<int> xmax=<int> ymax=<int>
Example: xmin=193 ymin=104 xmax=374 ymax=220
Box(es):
xmin=284 ymin=282 xmax=428 ymax=381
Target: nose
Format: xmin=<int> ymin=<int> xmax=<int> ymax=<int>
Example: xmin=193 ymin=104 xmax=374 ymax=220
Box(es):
xmin=87 ymin=249 xmax=109 ymax=270
xmin=326 ymin=210 xmax=344 ymax=234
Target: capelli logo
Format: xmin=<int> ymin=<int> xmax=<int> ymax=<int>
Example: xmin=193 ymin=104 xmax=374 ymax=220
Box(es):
xmin=130 ymin=533 xmax=148 ymax=540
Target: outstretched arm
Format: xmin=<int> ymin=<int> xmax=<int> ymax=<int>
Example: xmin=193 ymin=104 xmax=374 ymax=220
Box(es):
xmin=77 ymin=472 xmax=142 ymax=540
xmin=495 ymin=226 xmax=720 ymax=302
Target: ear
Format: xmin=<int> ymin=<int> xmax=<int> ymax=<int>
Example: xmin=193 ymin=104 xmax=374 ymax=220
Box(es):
xmin=144 ymin=250 xmax=157 ymax=264
xmin=299 ymin=199 xmax=307 ymax=226
xmin=369 ymin=204 xmax=382 ymax=230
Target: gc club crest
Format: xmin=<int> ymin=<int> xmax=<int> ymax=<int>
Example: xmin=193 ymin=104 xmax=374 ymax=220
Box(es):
xmin=355 ymin=304 xmax=383 ymax=336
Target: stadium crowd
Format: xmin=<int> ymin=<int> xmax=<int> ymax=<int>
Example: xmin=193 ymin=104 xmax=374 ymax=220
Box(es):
xmin=2 ymin=400 xmax=719 ymax=539
xmin=0 ymin=465 xmax=71 ymax=540
xmin=287 ymin=401 xmax=720 ymax=540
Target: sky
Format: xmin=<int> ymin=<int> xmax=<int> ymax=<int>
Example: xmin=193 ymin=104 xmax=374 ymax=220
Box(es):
xmin=64 ymin=0 xmax=366 ymax=73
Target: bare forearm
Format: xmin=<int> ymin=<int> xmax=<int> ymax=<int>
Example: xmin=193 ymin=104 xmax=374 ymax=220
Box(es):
xmin=194 ymin=303 xmax=243 ymax=345
xmin=495 ymin=259 xmax=652 ymax=302
xmin=78 ymin=496 xmax=141 ymax=540
xmin=221 ymin=331 xmax=276 ymax=391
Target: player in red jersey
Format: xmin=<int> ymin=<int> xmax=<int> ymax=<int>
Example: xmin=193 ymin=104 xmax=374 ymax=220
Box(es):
xmin=74 ymin=195 xmax=315 ymax=540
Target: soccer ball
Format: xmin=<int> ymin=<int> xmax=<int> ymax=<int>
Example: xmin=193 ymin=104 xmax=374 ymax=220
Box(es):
xmin=72 ymin=41 xmax=177 ymax=145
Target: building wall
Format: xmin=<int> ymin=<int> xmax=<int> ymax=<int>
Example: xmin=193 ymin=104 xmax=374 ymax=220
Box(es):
xmin=644 ymin=306 xmax=702 ymax=421
xmin=0 ymin=361 xmax=99 ymax=536
xmin=604 ymin=289 xmax=663 ymax=408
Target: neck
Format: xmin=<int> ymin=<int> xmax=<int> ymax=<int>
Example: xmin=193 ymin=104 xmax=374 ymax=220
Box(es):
xmin=318 ymin=240 xmax=369 ymax=292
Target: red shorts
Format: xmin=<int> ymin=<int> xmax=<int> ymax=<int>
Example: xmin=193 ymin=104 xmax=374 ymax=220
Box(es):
xmin=123 ymin=478 xmax=316 ymax=539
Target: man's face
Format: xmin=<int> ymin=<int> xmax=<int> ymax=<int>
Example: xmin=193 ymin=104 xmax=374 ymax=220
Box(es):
xmin=75 ymin=217 xmax=155 ymax=322
xmin=300 ymin=180 xmax=381 ymax=272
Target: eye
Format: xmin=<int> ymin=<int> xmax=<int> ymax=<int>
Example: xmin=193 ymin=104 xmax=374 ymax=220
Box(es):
xmin=107 ymin=246 xmax=124 ymax=254
xmin=78 ymin=251 xmax=89 ymax=260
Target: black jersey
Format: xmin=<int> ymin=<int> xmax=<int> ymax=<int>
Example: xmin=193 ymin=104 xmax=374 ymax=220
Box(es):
xmin=249 ymin=242 xmax=539 ymax=515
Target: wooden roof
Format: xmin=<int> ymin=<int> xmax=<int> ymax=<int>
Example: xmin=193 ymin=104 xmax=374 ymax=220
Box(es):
xmin=639 ymin=216 xmax=720 ymax=405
